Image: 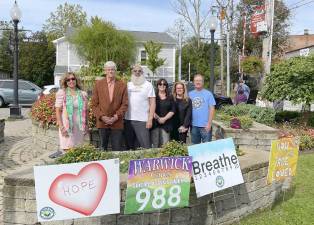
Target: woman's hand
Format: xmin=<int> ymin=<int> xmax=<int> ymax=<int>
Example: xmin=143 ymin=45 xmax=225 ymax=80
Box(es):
xmin=60 ymin=127 xmax=69 ymax=137
xmin=158 ymin=117 xmax=167 ymax=124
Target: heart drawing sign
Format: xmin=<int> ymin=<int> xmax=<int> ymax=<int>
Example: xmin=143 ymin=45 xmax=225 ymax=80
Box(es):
xmin=34 ymin=159 xmax=120 ymax=222
xmin=49 ymin=163 xmax=107 ymax=216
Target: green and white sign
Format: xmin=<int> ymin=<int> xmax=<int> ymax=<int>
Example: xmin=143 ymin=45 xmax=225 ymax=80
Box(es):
xmin=124 ymin=156 xmax=192 ymax=214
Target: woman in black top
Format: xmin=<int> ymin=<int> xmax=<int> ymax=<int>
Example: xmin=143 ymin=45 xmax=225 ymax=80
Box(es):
xmin=151 ymin=79 xmax=175 ymax=148
xmin=171 ymin=82 xmax=192 ymax=143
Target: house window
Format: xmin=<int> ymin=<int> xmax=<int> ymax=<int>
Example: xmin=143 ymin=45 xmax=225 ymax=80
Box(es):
xmin=141 ymin=50 xmax=147 ymax=65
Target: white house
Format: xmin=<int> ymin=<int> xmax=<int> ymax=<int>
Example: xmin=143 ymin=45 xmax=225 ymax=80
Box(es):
xmin=52 ymin=30 xmax=177 ymax=86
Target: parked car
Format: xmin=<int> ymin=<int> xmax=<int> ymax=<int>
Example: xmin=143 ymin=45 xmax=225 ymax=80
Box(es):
xmin=168 ymin=81 xmax=233 ymax=109
xmin=43 ymin=85 xmax=59 ymax=95
xmin=0 ymin=79 xmax=42 ymax=107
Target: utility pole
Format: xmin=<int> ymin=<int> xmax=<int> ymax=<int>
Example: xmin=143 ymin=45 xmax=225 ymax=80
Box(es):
xmin=226 ymin=27 xmax=231 ymax=97
xmin=178 ymin=22 xmax=183 ymax=81
xmin=262 ymin=0 xmax=275 ymax=76
xmin=219 ymin=7 xmax=225 ymax=95
xmin=188 ymin=62 xmax=191 ymax=82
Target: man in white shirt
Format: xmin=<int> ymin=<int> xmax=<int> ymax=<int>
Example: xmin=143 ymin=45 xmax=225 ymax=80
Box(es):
xmin=125 ymin=65 xmax=156 ymax=149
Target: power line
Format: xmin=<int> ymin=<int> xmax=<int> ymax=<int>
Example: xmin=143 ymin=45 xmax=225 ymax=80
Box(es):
xmin=289 ymin=0 xmax=314 ymax=10
xmin=288 ymin=0 xmax=308 ymax=7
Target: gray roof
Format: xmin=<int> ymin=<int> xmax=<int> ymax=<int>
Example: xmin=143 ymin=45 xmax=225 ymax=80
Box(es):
xmin=123 ymin=30 xmax=176 ymax=44
xmin=54 ymin=28 xmax=176 ymax=45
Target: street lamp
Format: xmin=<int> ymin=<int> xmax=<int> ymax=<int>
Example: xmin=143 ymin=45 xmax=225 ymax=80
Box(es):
xmin=209 ymin=9 xmax=217 ymax=92
xmin=10 ymin=0 xmax=22 ymax=119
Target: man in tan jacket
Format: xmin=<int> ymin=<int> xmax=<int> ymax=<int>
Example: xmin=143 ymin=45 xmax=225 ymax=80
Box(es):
xmin=92 ymin=61 xmax=128 ymax=151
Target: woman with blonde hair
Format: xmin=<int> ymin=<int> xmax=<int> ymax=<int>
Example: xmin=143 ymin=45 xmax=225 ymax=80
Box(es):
xmin=171 ymin=82 xmax=192 ymax=143
xmin=55 ymin=72 xmax=88 ymax=151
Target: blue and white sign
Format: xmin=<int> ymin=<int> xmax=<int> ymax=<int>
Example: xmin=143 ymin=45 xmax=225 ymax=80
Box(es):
xmin=188 ymin=138 xmax=244 ymax=198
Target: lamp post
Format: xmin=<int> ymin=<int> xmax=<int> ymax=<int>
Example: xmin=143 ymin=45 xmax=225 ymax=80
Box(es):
xmin=209 ymin=9 xmax=217 ymax=92
xmin=10 ymin=1 xmax=22 ymax=118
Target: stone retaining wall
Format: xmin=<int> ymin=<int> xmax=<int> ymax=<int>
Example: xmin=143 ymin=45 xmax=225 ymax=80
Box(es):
xmin=212 ymin=120 xmax=278 ymax=151
xmin=0 ymin=119 xmax=4 ymax=143
xmin=31 ymin=122 xmax=95 ymax=154
xmin=31 ymin=122 xmax=60 ymax=157
xmin=3 ymin=149 xmax=291 ymax=225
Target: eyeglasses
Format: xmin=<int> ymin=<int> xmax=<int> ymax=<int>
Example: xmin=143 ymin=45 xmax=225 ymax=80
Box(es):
xmin=66 ymin=77 xmax=76 ymax=82
xmin=158 ymin=83 xmax=167 ymax=86
xmin=133 ymin=70 xmax=143 ymax=73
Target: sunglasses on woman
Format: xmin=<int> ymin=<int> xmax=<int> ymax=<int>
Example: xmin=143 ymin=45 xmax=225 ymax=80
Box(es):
xmin=66 ymin=77 xmax=76 ymax=82
xmin=158 ymin=83 xmax=167 ymax=86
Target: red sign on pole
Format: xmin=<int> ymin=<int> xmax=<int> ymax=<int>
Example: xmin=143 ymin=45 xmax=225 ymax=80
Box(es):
xmin=250 ymin=5 xmax=267 ymax=34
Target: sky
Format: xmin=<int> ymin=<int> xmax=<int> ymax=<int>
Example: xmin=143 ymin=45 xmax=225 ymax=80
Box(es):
xmin=0 ymin=0 xmax=313 ymax=36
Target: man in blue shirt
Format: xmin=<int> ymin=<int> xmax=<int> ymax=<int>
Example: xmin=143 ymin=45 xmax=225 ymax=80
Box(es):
xmin=189 ymin=74 xmax=216 ymax=144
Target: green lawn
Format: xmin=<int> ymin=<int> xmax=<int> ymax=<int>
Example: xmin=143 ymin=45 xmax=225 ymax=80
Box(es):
xmin=240 ymin=153 xmax=314 ymax=225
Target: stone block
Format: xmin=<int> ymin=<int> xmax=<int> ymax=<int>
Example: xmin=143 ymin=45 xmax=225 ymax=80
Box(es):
xmin=100 ymin=215 xmax=117 ymax=225
xmin=171 ymin=208 xmax=190 ymax=222
xmin=254 ymin=177 xmax=268 ymax=189
xmin=237 ymin=139 xmax=258 ymax=145
xmin=4 ymin=197 xmax=25 ymax=212
xmin=149 ymin=211 xmax=171 ymax=225
xmin=74 ymin=217 xmax=102 ymax=225
xmin=248 ymin=169 xmax=265 ymax=182
xmin=41 ymin=219 xmax=74 ymax=225
xmin=244 ymin=182 xmax=255 ymax=193
xmin=3 ymin=211 xmax=26 ymax=224
xmin=25 ymin=199 xmax=37 ymax=212
xmin=191 ymin=204 xmax=209 ymax=218
xmin=258 ymin=139 xmax=272 ymax=146
xmin=117 ymin=214 xmax=142 ymax=225
xmin=3 ymin=185 xmax=36 ymax=199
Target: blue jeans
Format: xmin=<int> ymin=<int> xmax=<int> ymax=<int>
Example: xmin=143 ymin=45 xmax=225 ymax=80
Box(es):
xmin=191 ymin=126 xmax=212 ymax=144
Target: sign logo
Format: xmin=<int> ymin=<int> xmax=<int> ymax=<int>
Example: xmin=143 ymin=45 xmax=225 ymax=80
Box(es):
xmin=216 ymin=176 xmax=224 ymax=188
xmin=40 ymin=207 xmax=55 ymax=220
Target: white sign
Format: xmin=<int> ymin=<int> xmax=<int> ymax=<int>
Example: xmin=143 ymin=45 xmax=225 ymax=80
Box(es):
xmin=34 ymin=159 xmax=120 ymax=222
xmin=188 ymin=138 xmax=244 ymax=198
xmin=300 ymin=48 xmax=309 ymax=57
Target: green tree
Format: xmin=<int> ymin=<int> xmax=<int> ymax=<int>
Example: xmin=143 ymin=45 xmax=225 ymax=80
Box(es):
xmin=181 ymin=37 xmax=220 ymax=85
xmin=0 ymin=22 xmax=13 ymax=75
xmin=144 ymin=41 xmax=166 ymax=76
xmin=43 ymin=3 xmax=87 ymax=40
xmin=19 ymin=31 xmax=55 ymax=87
xmin=241 ymin=56 xmax=263 ymax=75
xmin=261 ymin=56 xmax=314 ymax=108
xmin=69 ymin=17 xmax=135 ymax=72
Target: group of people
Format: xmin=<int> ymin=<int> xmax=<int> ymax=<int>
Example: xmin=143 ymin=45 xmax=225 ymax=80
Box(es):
xmin=55 ymin=61 xmax=216 ymax=152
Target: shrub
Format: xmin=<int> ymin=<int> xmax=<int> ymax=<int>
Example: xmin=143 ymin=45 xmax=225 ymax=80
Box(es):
xmin=300 ymin=135 xmax=314 ymax=151
xmin=220 ymin=104 xmax=252 ymax=117
xmin=220 ymin=104 xmax=275 ymax=126
xmin=249 ymin=107 xmax=276 ymax=125
xmin=30 ymin=94 xmax=57 ymax=127
xmin=159 ymin=140 xmax=188 ymax=157
xmin=238 ymin=115 xmax=254 ymax=129
xmin=308 ymin=113 xmax=314 ymax=128
xmin=275 ymin=111 xmax=301 ymax=123
xmin=31 ymin=93 xmax=96 ymax=129
xmin=56 ymin=144 xmax=113 ymax=164
xmin=56 ymin=141 xmax=189 ymax=173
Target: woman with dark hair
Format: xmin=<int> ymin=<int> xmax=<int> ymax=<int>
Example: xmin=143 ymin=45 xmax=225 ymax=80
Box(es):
xmin=55 ymin=72 xmax=88 ymax=151
xmin=151 ymin=79 xmax=175 ymax=148
xmin=171 ymin=82 xmax=192 ymax=143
